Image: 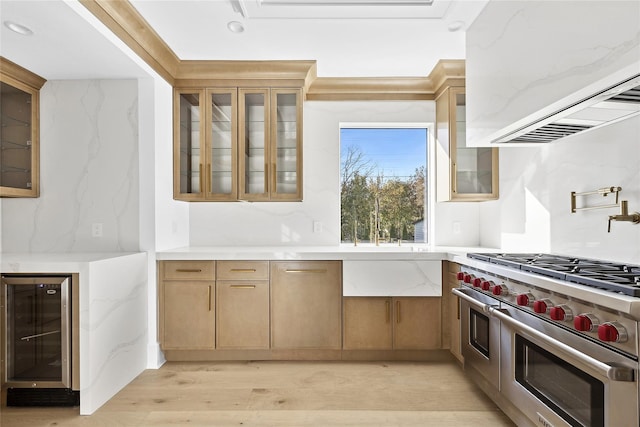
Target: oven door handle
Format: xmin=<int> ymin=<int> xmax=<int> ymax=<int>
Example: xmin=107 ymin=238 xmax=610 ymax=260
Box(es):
xmin=451 ymin=288 xmax=496 ymax=314
xmin=488 ymin=306 xmax=636 ymax=382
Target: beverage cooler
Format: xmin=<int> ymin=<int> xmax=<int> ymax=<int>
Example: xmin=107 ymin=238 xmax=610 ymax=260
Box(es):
xmin=1 ymin=275 xmax=78 ymax=406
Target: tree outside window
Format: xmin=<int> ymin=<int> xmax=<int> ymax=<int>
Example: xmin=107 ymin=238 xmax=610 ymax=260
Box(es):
xmin=340 ymin=127 xmax=427 ymax=245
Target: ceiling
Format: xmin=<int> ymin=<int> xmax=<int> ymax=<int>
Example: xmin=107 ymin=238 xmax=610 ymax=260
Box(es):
xmin=0 ymin=0 xmax=488 ymax=81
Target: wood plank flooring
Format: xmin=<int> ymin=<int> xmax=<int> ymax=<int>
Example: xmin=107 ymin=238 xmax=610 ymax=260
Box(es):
xmin=1 ymin=361 xmax=515 ymax=426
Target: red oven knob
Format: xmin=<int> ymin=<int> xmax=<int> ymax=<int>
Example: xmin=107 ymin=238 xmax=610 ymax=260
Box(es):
xmin=549 ymin=305 xmax=573 ymax=322
xmin=492 ymin=284 xmax=509 ymax=296
xmin=456 ymin=272 xmax=465 ymax=281
xmin=597 ymin=322 xmax=628 ymax=343
xmin=516 ymin=293 xmax=534 ymax=307
xmin=463 ymin=274 xmax=474 ymax=284
xmin=481 ymin=280 xmax=494 ymax=291
xmin=533 ymin=299 xmax=553 ymax=314
xmin=574 ymin=313 xmax=599 ymax=332
xmin=472 ymin=277 xmax=483 ymax=288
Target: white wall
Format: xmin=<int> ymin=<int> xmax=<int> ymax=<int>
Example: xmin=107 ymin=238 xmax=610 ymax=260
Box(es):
xmin=1 ymin=80 xmax=140 ymax=252
xmin=469 ymin=0 xmax=640 ymax=264
xmin=479 ymin=112 xmax=640 ymax=264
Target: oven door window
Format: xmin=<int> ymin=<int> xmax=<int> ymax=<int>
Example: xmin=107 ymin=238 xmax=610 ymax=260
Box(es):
xmin=469 ymin=308 xmax=490 ymax=358
xmin=515 ymin=334 xmax=604 ymax=427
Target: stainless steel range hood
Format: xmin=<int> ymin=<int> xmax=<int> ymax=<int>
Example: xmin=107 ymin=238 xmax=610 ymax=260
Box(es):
xmin=493 ymin=73 xmax=640 ymax=144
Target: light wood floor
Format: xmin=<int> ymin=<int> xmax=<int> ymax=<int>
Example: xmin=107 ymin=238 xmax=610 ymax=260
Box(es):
xmin=1 ymin=361 xmax=515 ymax=426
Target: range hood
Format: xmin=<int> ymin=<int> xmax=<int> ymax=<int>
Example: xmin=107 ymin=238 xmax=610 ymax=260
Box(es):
xmin=493 ymin=73 xmax=640 ymax=144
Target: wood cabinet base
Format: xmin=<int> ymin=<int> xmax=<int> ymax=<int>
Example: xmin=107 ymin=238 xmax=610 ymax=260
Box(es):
xmin=162 ymin=349 xmax=452 ymax=362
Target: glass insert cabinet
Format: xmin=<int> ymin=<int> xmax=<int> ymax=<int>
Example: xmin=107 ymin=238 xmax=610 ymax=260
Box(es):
xmin=0 ymin=57 xmax=46 ymax=198
xmin=435 ymin=85 xmax=498 ymax=202
xmin=174 ymin=87 xmax=302 ymax=202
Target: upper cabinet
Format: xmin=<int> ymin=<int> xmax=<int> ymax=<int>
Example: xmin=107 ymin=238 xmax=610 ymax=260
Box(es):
xmin=436 ymin=85 xmax=498 ymax=202
xmin=174 ymin=86 xmax=302 ymax=202
xmin=0 ymin=57 xmax=46 ymax=198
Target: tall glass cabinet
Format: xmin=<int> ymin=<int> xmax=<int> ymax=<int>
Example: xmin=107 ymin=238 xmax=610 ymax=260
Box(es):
xmin=0 ymin=57 xmax=45 ymax=198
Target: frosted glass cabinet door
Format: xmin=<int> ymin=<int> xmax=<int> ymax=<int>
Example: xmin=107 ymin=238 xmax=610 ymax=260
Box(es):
xmin=452 ymin=91 xmax=496 ymax=197
xmin=271 ymin=89 xmax=302 ymax=200
xmin=207 ymin=89 xmax=237 ymax=200
xmin=239 ymin=89 xmax=270 ymax=201
xmin=436 ymin=86 xmax=498 ymax=202
xmin=174 ymin=90 xmax=204 ymax=200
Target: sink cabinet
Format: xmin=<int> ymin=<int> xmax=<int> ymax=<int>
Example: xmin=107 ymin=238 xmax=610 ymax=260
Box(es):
xmin=343 ymin=297 xmax=441 ymax=350
xmin=435 ymin=85 xmax=498 ymax=201
xmin=159 ymin=261 xmax=216 ymax=350
xmin=173 ymin=87 xmax=302 ymax=202
xmin=0 ymin=57 xmax=46 ymax=198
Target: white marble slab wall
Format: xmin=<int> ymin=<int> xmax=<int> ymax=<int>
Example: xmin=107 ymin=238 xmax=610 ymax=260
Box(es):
xmin=479 ymin=116 xmax=640 ymax=265
xmin=466 ymin=1 xmax=640 ymax=146
xmin=343 ymin=260 xmax=442 ymax=296
xmin=1 ymin=80 xmax=140 ymax=252
xmin=80 ymin=252 xmax=148 ymax=415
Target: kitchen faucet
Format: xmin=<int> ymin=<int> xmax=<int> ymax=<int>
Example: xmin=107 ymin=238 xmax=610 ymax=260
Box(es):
xmin=607 ymin=200 xmax=640 ymax=232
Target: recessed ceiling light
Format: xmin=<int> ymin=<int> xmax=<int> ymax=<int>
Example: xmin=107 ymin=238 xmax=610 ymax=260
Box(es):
xmin=227 ymin=21 xmax=245 ymax=33
xmin=4 ymin=21 xmax=33 ymax=36
xmin=447 ymin=20 xmax=465 ymax=32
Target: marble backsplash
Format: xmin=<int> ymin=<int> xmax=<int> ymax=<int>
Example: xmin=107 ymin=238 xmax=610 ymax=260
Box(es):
xmin=1 ymin=79 xmax=140 ymax=253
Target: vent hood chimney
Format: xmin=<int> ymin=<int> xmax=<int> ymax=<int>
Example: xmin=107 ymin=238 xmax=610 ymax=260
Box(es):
xmin=493 ymin=73 xmax=640 ymax=144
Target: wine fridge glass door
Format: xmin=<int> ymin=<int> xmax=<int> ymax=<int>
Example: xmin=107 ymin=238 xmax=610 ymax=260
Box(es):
xmin=3 ymin=276 xmax=70 ymax=388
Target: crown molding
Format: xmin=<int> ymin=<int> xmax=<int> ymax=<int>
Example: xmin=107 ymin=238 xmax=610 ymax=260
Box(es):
xmin=79 ymin=0 xmax=180 ymax=85
xmin=0 ymin=56 xmax=46 ymax=89
xmin=80 ymin=1 xmax=465 ymax=98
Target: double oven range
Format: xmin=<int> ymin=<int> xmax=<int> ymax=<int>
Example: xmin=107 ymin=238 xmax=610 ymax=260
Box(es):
xmin=453 ymin=253 xmax=640 ymax=427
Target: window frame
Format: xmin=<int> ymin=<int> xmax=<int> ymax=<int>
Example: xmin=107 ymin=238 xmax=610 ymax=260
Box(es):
xmin=338 ymin=122 xmax=434 ymax=247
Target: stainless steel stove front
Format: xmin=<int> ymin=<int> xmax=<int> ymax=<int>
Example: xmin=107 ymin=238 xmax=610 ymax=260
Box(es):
xmin=454 ymin=265 xmax=640 ymax=427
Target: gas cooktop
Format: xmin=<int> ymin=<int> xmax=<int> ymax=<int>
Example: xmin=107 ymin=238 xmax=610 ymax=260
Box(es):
xmin=467 ymin=253 xmax=640 ymax=297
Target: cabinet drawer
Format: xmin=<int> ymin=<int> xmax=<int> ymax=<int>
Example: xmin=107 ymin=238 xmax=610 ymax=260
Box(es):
xmin=216 ymin=261 xmax=269 ymax=280
xmin=162 ymin=261 xmax=215 ymax=280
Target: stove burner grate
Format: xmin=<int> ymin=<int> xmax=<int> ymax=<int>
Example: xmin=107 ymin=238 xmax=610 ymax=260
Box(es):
xmin=467 ymin=253 xmax=640 ymax=297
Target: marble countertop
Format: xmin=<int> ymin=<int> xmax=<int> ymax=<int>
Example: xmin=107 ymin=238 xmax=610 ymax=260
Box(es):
xmin=155 ymin=246 xmax=498 ymax=261
xmin=0 ymin=252 xmax=144 ymax=273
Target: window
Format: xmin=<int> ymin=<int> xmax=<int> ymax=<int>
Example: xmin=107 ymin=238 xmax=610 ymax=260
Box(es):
xmin=340 ymin=126 xmax=427 ymax=245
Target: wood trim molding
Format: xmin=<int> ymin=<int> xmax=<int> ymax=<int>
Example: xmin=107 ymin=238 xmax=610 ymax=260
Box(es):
xmin=0 ymin=56 xmax=46 ymax=89
xmin=306 ymin=59 xmax=465 ymax=101
xmin=80 ymin=1 xmax=465 ymax=99
xmin=79 ymin=0 xmax=180 ymax=85
xmin=307 ymin=77 xmax=433 ymax=101
xmin=175 ymin=60 xmax=317 ymax=83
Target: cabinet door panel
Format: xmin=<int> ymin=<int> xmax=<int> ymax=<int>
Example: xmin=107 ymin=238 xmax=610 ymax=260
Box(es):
xmin=393 ymin=297 xmax=441 ymax=350
xmin=174 ymin=89 xmax=205 ymax=200
xmin=216 ymin=280 xmax=270 ymax=349
xmin=239 ymin=89 xmax=270 ymax=201
xmin=206 ymin=89 xmax=238 ymax=200
xmin=271 ymin=261 xmax=342 ymax=349
xmin=270 ymin=89 xmax=302 ymax=200
xmin=162 ymin=281 xmax=215 ymax=350
xmin=343 ymin=297 xmax=392 ymax=350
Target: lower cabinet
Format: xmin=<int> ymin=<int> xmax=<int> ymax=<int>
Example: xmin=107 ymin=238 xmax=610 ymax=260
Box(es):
xmin=270 ymin=261 xmax=342 ymax=349
xmin=216 ymin=261 xmax=270 ymax=349
xmin=159 ymin=261 xmax=216 ymax=350
xmin=343 ymin=297 xmax=441 ymax=350
xmin=158 ymin=259 xmax=444 ymax=359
